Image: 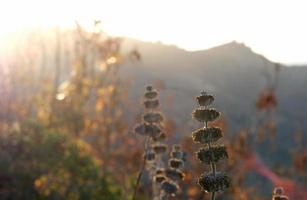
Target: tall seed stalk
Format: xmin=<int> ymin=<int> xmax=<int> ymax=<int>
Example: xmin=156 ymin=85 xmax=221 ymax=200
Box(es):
xmin=191 ymin=91 xmax=230 ymax=200
xmin=133 ymin=85 xmax=167 ymax=200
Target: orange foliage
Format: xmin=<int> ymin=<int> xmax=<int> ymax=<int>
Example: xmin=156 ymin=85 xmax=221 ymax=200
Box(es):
xmin=256 ymin=89 xmax=277 ymax=111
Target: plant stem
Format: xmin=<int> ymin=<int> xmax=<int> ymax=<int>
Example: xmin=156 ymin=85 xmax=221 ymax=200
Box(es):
xmin=211 ymin=192 xmax=216 ymax=200
xmin=132 ymin=137 xmax=150 ymax=200
xmin=205 ymin=117 xmax=217 ymax=200
xmin=211 ymin=163 xmax=216 ymax=175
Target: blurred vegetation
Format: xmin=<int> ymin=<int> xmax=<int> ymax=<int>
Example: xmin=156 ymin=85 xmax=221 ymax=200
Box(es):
xmin=0 ymin=120 xmax=121 ymax=200
xmin=0 ymin=22 xmax=139 ymax=200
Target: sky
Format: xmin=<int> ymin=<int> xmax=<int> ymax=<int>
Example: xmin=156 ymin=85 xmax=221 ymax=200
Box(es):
xmin=1 ymin=0 xmax=307 ymax=64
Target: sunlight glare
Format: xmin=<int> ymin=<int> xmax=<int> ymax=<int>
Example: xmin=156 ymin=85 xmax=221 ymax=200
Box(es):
xmin=0 ymin=0 xmax=307 ymax=64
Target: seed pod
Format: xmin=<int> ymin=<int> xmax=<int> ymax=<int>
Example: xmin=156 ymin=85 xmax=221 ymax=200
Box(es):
xmin=156 ymin=168 xmax=165 ymax=175
xmin=170 ymin=144 xmax=184 ymax=160
xmin=144 ymin=90 xmax=158 ymax=99
xmin=197 ymin=145 xmax=228 ymax=164
xmin=152 ymin=143 xmax=167 ymax=154
xmin=161 ymin=180 xmax=179 ymax=195
xmin=143 ymin=112 xmax=163 ymax=123
xmin=134 ymin=123 xmax=146 ymax=136
xmin=169 ymin=158 xmax=184 ymax=168
xmin=192 ymin=108 xmax=220 ymax=122
xmin=272 ymin=196 xmax=289 ymax=200
xmin=144 ymin=151 xmax=156 ymax=161
xmin=198 ymin=172 xmax=230 ymax=192
xmin=192 ymin=127 xmax=223 ymax=144
xmin=146 ymin=85 xmax=153 ymax=91
xmin=154 ymin=174 xmax=166 ymax=183
xmin=171 ymin=151 xmax=184 ymax=160
xmin=273 ymin=187 xmax=284 ymax=195
xmin=144 ymin=99 xmax=159 ymax=109
xmin=165 ymin=168 xmax=185 ymax=181
xmin=196 ymin=91 xmax=214 ymax=107
xmin=134 ymin=123 xmax=162 ymax=138
xmin=153 ymin=132 xmax=166 ymax=142
xmin=172 ymin=144 xmax=181 ymax=151
xmin=272 ymin=187 xmax=289 ymax=200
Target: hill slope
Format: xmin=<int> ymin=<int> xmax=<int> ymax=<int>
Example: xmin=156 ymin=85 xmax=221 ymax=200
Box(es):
xmin=120 ymin=39 xmax=307 ymax=160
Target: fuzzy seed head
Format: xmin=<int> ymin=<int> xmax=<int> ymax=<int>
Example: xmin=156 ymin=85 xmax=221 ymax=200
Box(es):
xmin=134 ymin=123 xmax=147 ymax=136
xmin=273 ymin=187 xmax=284 ymax=195
xmin=171 ymin=151 xmax=184 ymax=160
xmin=144 ymin=90 xmax=158 ymax=99
xmin=272 ymin=187 xmax=289 ymax=200
xmin=272 ymin=196 xmax=289 ymax=200
xmin=161 ymin=180 xmax=179 ymax=195
xmin=146 ymin=85 xmax=153 ymax=91
xmin=153 ymin=132 xmax=166 ymax=142
xmin=197 ymin=145 xmax=228 ymax=164
xmin=165 ymin=168 xmax=185 ymax=181
xmin=156 ymin=168 xmax=165 ymax=175
xmin=196 ymin=91 xmax=214 ymax=107
xmin=143 ymin=112 xmax=163 ymax=123
xmin=172 ymin=144 xmax=181 ymax=151
xmin=144 ymin=151 xmax=156 ymax=162
xmin=192 ymin=127 xmax=223 ymax=144
xmin=169 ymin=158 xmax=184 ymax=168
xmin=198 ymin=172 xmax=230 ymax=192
xmin=152 ymin=143 xmax=167 ymax=154
xmin=192 ymin=108 xmax=220 ymax=123
xmin=134 ymin=123 xmax=162 ymax=138
xmin=154 ymin=174 xmax=166 ymax=183
xmin=144 ymin=99 xmax=159 ymax=109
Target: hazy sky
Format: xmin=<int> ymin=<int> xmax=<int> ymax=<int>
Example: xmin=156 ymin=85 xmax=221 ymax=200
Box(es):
xmin=1 ymin=0 xmax=306 ymax=64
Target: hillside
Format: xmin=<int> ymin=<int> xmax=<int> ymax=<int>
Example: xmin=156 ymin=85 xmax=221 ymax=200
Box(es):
xmin=120 ymin=39 xmax=307 ymax=163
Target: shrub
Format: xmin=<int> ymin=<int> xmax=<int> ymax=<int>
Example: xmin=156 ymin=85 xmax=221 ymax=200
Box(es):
xmin=0 ymin=120 xmax=121 ymax=200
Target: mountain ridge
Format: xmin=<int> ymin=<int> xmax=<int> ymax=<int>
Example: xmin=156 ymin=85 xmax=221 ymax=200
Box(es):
xmin=122 ymin=38 xmax=307 ymax=67
xmin=119 ymin=38 xmax=307 ymax=166
xmin=120 ymin=38 xmax=307 ymax=145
